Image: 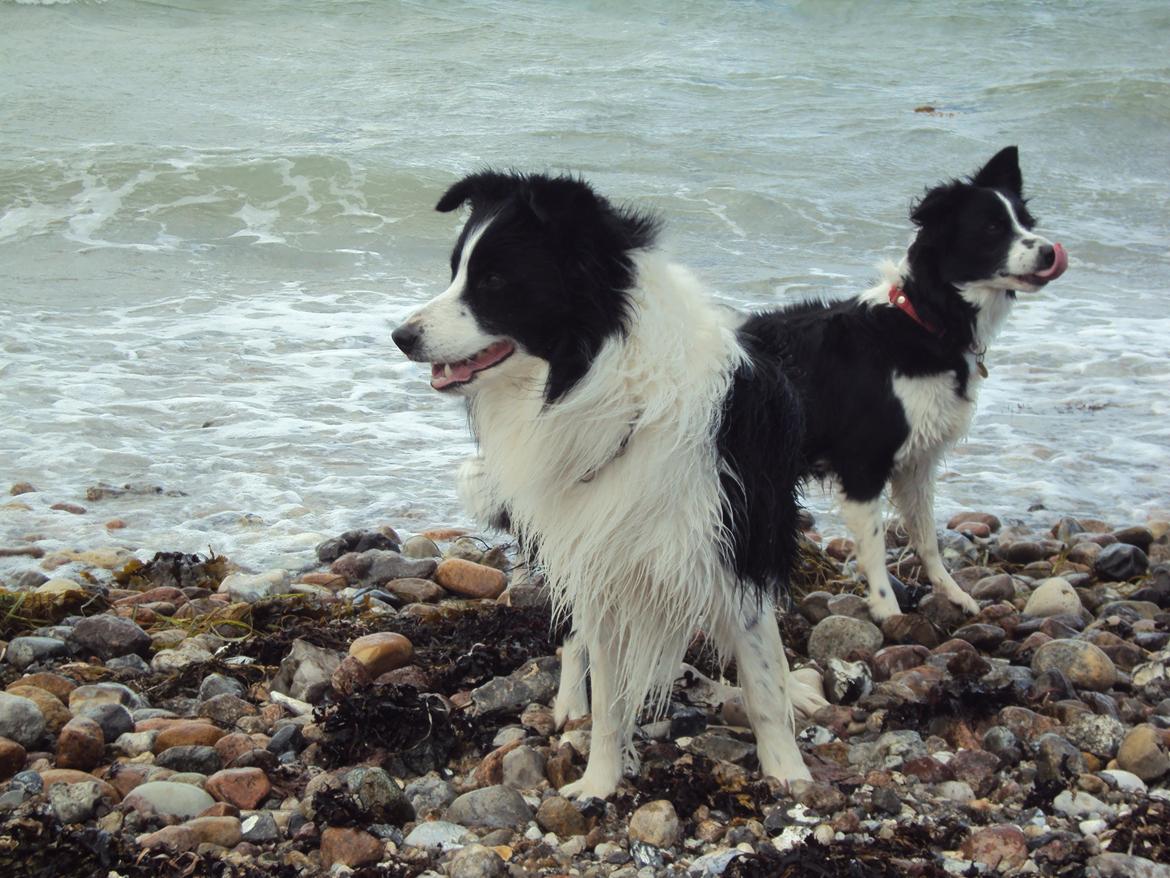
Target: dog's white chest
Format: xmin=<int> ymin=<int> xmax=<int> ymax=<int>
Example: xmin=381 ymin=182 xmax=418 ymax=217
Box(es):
xmin=891 ymin=371 xmax=977 ymax=462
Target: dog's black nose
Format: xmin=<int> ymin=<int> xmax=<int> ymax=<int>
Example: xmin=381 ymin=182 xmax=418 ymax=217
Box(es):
xmin=1038 ymin=243 xmax=1055 ymax=268
xmin=392 ymin=323 xmax=422 ymax=356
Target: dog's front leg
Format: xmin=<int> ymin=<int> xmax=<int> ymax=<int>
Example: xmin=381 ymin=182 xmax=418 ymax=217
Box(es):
xmin=840 ymin=493 xmax=902 ymax=622
xmin=891 ymin=459 xmax=979 ymax=615
xmin=559 ymin=633 xmax=626 ymax=800
xmin=723 ymin=595 xmax=812 ymax=786
xmin=553 ymin=628 xmax=590 ymax=729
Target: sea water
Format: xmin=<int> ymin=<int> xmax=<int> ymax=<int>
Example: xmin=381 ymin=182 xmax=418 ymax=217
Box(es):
xmin=2 ymin=0 xmax=1168 ymax=576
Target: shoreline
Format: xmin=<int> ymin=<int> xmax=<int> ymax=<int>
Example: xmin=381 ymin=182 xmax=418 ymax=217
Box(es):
xmin=1 ymin=504 xmax=1169 ymax=877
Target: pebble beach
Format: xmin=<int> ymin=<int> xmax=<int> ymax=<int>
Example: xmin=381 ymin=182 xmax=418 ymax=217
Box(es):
xmin=2 ymin=483 xmax=1169 ymax=878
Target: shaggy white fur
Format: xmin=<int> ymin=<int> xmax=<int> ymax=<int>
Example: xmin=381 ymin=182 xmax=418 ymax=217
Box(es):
xmin=419 ymin=247 xmax=813 ymax=799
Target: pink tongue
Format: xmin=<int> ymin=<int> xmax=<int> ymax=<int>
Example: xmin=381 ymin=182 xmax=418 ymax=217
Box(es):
xmin=1035 ymin=242 xmax=1068 ymax=280
xmin=431 ymin=362 xmax=475 ymax=390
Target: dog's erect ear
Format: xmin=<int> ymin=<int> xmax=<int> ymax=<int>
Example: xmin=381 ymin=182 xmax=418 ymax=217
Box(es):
xmin=435 ymin=171 xmax=524 ymax=213
xmin=971 ymin=146 xmax=1022 ymax=195
xmin=910 ymin=182 xmax=960 ymax=228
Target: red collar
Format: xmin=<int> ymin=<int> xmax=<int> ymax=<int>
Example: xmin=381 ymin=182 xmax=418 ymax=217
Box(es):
xmin=888 ymin=285 xmax=942 ymax=336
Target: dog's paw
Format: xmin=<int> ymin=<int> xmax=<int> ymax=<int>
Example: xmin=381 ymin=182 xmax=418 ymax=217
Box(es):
xmin=559 ymin=775 xmax=617 ymax=801
xmin=946 ymin=588 xmax=981 ymax=616
xmin=866 ymin=593 xmax=902 ymax=624
xmin=552 ymin=696 xmax=588 ymax=731
xmin=789 ymin=667 xmax=829 ymax=720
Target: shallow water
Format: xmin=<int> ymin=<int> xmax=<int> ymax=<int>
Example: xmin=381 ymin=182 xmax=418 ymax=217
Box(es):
xmin=2 ymin=0 xmax=1168 ymax=576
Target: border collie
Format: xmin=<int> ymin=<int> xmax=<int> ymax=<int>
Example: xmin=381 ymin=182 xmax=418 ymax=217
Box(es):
xmin=763 ymin=146 xmax=1067 ymax=621
xmin=392 ymin=172 xmax=818 ymax=799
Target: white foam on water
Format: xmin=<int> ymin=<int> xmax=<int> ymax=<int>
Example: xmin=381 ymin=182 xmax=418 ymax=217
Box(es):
xmin=1 ymin=0 xmax=1168 ymax=580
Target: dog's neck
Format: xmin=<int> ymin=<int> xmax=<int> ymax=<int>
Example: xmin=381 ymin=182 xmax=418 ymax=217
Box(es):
xmin=864 ymin=258 xmax=1015 ymax=357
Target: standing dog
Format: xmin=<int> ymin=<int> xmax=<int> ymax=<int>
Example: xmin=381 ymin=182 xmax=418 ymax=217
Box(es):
xmin=393 ymin=172 xmax=814 ymax=799
xmin=550 ymin=147 xmax=1068 ymax=732
xmin=761 ymin=145 xmax=1067 ymax=621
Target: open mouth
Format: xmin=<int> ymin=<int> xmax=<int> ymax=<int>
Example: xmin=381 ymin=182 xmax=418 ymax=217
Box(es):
xmin=1014 ymin=242 xmax=1068 ymax=287
xmin=430 ymin=340 xmax=516 ymax=391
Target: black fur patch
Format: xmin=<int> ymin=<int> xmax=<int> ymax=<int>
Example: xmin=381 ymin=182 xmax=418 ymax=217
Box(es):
xmin=716 ymin=330 xmax=805 ymax=598
xmin=748 ymin=146 xmax=1035 ymax=503
xmin=435 ymin=171 xmax=660 ymax=402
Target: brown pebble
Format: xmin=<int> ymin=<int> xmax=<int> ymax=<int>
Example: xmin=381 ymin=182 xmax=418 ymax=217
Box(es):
xmin=105 ymin=519 xmax=127 ymax=530
xmin=348 ymin=632 xmax=414 ymax=677
xmin=11 ymin=672 xmax=75 ymax=703
xmin=56 ymin=716 xmax=105 ymax=771
xmin=961 ymin=824 xmax=1028 ymax=869
xmin=434 ymin=558 xmax=508 ymax=599
xmin=153 ymin=721 xmax=227 ymax=753
xmin=205 ymin=767 xmax=272 ymax=810
xmin=331 ymin=656 xmax=373 ymax=696
xmin=50 ymin=502 xmax=87 ymax=515
xmin=320 ymin=826 xmax=384 ymax=869
xmin=7 ymin=685 xmax=72 ymax=734
xmin=0 ymin=737 xmax=27 ymax=780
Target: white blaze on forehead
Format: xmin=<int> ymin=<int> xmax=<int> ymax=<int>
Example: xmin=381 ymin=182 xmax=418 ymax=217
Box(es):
xmin=994 ymin=191 xmax=1030 ymax=237
xmin=400 ymin=215 xmax=501 ymax=365
xmin=448 ymin=215 xmax=494 ymax=300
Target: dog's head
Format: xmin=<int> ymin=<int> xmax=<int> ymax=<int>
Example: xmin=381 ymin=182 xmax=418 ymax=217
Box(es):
xmin=392 ymin=171 xmax=659 ymax=402
xmin=908 ymin=146 xmax=1067 ymax=296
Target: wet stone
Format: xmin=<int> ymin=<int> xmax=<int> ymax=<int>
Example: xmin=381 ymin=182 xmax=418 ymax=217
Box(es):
xmin=446 ymin=785 xmax=534 ymax=829
xmin=1116 ymin=725 xmax=1170 ymax=780
xmin=155 ymin=744 xmax=222 ymax=774
xmin=628 ymin=799 xmax=681 ymax=848
xmin=1035 ymin=733 xmax=1086 ymax=785
xmin=0 ymin=692 xmax=46 ymax=748
xmin=536 ymin=795 xmax=588 ymax=836
xmin=1095 ymin=543 xmax=1150 ymax=581
xmin=5 ymin=636 xmax=70 ymax=670
xmin=68 ymin=615 xmax=151 ymax=660
xmin=807 ymin=615 xmax=883 ymax=664
xmin=1032 ymin=639 xmax=1117 ymax=691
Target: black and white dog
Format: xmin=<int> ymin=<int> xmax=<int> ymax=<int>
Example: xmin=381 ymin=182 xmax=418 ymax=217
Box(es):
xmin=763 ymin=145 xmax=1067 ymax=621
xmin=392 ymin=172 xmax=818 ymax=799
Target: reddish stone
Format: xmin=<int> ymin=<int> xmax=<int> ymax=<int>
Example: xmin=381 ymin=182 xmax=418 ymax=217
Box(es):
xmin=374 ymin=665 xmax=433 ymax=689
xmin=198 ymin=801 xmax=240 ymax=818
xmin=902 ymin=756 xmax=953 ymax=783
xmin=320 ymin=826 xmax=384 ymax=869
xmin=205 ymin=767 xmax=271 ymax=810
xmin=0 ymin=737 xmax=26 ymax=780
xmin=475 ymin=739 xmax=524 ymax=787
xmin=56 ymin=716 xmax=105 ymax=771
xmin=103 ymin=763 xmax=155 ymax=798
xmin=153 ymin=721 xmax=227 ymax=753
xmin=825 ymin=537 xmax=855 ymax=562
xmin=419 ymin=527 xmax=470 ymax=541
xmin=961 ymin=825 xmax=1028 ymax=869
xmin=50 ymin=502 xmax=86 ymax=515
xmin=39 ymin=768 xmax=120 ymax=802
xmin=215 ymin=733 xmax=262 ymax=766
xmin=952 ymin=521 xmax=992 ymax=539
xmin=947 ymin=512 xmax=1001 ymax=532
xmin=871 ymin=645 xmax=930 ymax=681
xmin=11 ymin=672 xmax=75 ymax=703
xmin=932 ymin=638 xmax=978 ymax=655
xmin=331 ymin=656 xmax=373 ymax=696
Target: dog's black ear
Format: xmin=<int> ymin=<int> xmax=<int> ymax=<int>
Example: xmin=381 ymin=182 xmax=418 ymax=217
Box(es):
xmin=910 ymin=182 xmax=960 ymax=228
xmin=971 ymin=146 xmax=1022 ymax=195
xmin=435 ymin=171 xmax=524 ymax=213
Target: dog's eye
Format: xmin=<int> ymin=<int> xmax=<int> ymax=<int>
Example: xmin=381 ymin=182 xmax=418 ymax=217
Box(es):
xmin=984 ymin=220 xmax=1003 ymax=234
xmin=479 ymin=273 xmax=506 ymax=292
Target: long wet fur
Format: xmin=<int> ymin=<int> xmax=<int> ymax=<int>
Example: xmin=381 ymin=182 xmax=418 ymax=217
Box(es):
xmin=392 ymin=171 xmax=815 ymax=798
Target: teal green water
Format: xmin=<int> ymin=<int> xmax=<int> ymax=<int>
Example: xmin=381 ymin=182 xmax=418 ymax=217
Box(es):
xmin=1 ymin=0 xmax=1168 ymax=571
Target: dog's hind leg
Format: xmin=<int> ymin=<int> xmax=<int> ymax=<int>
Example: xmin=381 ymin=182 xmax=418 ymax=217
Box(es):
xmin=891 ymin=459 xmax=980 ymax=615
xmin=559 ymin=630 xmax=628 ymax=800
xmin=840 ymin=493 xmax=902 ymax=623
xmin=553 ymin=629 xmax=590 ymax=730
xmin=720 ymin=593 xmax=811 ymax=787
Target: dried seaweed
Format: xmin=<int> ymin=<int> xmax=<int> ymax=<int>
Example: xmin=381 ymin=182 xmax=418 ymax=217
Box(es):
xmin=1105 ymin=800 xmax=1170 ymax=863
xmin=883 ymin=672 xmax=1017 ymax=731
xmin=114 ymin=550 xmax=231 ymax=592
xmin=726 ymin=834 xmax=951 ymax=878
xmin=615 ymin=753 xmax=775 ymax=822
xmin=315 ymin=683 xmax=458 ymax=773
